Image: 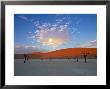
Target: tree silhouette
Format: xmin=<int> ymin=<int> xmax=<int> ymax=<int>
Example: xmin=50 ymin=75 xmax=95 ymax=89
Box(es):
xmin=76 ymin=57 xmax=78 ymax=62
xmin=95 ymin=54 xmax=97 ymax=59
xmin=81 ymin=51 xmax=89 ymax=63
xmin=24 ymin=54 xmax=28 ymax=63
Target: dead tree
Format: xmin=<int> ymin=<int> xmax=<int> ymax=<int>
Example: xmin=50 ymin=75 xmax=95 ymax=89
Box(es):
xmin=24 ymin=54 xmax=28 ymax=63
xmin=75 ymin=56 xmax=78 ymax=62
xmin=76 ymin=57 xmax=78 ymax=62
xmin=95 ymin=54 xmax=97 ymax=59
xmin=81 ymin=51 xmax=89 ymax=63
xmin=84 ymin=54 xmax=87 ymax=63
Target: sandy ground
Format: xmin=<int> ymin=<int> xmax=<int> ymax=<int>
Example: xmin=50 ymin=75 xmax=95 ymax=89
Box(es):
xmin=14 ymin=59 xmax=97 ymax=76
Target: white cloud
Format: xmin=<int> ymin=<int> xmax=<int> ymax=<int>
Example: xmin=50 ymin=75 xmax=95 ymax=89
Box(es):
xmin=52 ymin=24 xmax=57 ymax=27
xmin=77 ymin=31 xmax=80 ymax=34
xmin=14 ymin=44 xmax=47 ymax=54
xmin=26 ymin=16 xmax=76 ymax=49
xmin=19 ymin=15 xmax=28 ymax=21
xmin=59 ymin=29 xmax=64 ymax=32
xmin=28 ymin=36 xmax=36 ymax=39
xmin=50 ymin=27 xmax=56 ymax=31
xmin=76 ymin=39 xmax=97 ymax=48
xmin=89 ymin=40 xmax=97 ymax=44
xmin=34 ymin=30 xmax=39 ymax=33
xmin=28 ymin=32 xmax=32 ymax=34
xmin=31 ymin=21 xmax=70 ymax=48
xmin=71 ymin=27 xmax=78 ymax=34
xmin=15 ymin=45 xmax=23 ymax=49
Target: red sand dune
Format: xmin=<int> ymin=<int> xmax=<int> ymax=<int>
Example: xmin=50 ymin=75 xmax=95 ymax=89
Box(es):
xmin=31 ymin=48 xmax=97 ymax=59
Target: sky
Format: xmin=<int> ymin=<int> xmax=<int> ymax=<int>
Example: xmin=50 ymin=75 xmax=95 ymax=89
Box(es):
xmin=14 ymin=14 xmax=97 ymax=54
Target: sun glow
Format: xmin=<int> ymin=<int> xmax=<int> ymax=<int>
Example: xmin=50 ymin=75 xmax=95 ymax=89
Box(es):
xmin=49 ymin=38 xmax=53 ymax=44
xmin=27 ymin=15 xmax=71 ymax=48
xmin=46 ymin=38 xmax=61 ymax=47
xmin=48 ymin=38 xmax=57 ymax=46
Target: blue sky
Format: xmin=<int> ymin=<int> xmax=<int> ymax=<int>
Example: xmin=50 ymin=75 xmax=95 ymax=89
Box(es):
xmin=14 ymin=14 xmax=97 ymax=53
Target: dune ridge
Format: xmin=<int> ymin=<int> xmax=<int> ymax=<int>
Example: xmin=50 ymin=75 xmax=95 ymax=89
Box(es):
xmin=15 ymin=48 xmax=97 ymax=59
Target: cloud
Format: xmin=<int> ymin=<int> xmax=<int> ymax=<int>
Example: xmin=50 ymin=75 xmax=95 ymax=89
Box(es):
xmin=87 ymin=40 xmax=97 ymax=47
xmin=19 ymin=15 xmax=28 ymax=21
xmin=28 ymin=32 xmax=32 ymax=34
xmin=27 ymin=17 xmax=72 ymax=49
xmin=30 ymin=19 xmax=34 ymax=22
xmin=28 ymin=36 xmax=36 ymax=39
xmin=76 ymin=39 xmax=97 ymax=48
xmin=36 ymin=24 xmax=70 ymax=47
xmin=34 ymin=30 xmax=40 ymax=33
xmin=27 ymin=15 xmax=82 ymax=50
xmin=71 ymin=27 xmax=79 ymax=34
xmin=24 ymin=45 xmax=36 ymax=49
xmin=59 ymin=29 xmax=64 ymax=32
xmin=15 ymin=45 xmax=23 ymax=49
xmin=14 ymin=44 xmax=47 ymax=54
xmin=89 ymin=40 xmax=97 ymax=45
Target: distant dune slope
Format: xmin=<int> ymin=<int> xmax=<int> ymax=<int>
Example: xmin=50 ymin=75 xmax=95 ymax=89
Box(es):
xmin=15 ymin=48 xmax=97 ymax=59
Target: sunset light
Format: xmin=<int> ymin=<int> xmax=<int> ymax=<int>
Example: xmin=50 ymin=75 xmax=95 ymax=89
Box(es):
xmin=14 ymin=14 xmax=97 ymax=53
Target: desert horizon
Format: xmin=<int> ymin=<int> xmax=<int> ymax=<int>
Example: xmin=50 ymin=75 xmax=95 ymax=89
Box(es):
xmin=15 ymin=48 xmax=97 ymax=59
